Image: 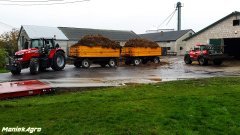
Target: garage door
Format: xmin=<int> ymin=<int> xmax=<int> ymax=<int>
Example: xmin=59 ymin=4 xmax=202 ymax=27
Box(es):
xmin=224 ymin=38 xmax=240 ymax=58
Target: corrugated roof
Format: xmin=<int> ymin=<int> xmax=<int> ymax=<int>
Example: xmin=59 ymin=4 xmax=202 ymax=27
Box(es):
xmin=184 ymin=11 xmax=240 ymax=41
xmin=58 ymin=27 xmax=140 ymax=41
xmin=22 ymin=25 xmax=68 ymax=40
xmin=139 ymin=29 xmax=193 ymax=42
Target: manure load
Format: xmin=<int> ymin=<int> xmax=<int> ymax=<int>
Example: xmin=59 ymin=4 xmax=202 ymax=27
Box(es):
xmin=122 ymin=38 xmax=162 ymax=66
xmin=68 ymin=35 xmax=120 ymax=68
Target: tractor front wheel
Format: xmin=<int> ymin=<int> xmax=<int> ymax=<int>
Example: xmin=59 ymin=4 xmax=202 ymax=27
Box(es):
xmin=198 ymin=57 xmax=208 ymax=66
xmin=11 ymin=62 xmax=21 ymax=75
xmin=184 ymin=55 xmax=192 ymax=64
xmin=51 ymin=51 xmax=66 ymax=71
xmin=30 ymin=58 xmax=40 ymax=75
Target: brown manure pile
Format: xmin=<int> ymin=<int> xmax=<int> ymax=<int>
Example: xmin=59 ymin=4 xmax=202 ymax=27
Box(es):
xmin=72 ymin=35 xmax=121 ymax=49
xmin=125 ymin=38 xmax=159 ymax=48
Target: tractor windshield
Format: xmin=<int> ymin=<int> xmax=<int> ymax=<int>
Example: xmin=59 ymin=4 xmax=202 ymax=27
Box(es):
xmin=31 ymin=39 xmax=43 ymax=49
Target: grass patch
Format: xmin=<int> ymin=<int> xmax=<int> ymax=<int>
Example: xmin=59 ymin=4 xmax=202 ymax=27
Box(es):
xmin=1 ymin=77 xmax=240 ymax=134
xmin=0 ymin=68 xmax=9 ymax=73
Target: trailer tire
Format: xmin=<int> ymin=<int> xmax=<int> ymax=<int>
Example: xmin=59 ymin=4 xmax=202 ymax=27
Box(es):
xmin=153 ymin=57 xmax=160 ymax=64
xmin=133 ymin=58 xmax=141 ymax=66
xmin=108 ymin=59 xmax=117 ymax=68
xmin=82 ymin=59 xmax=91 ymax=68
xmin=30 ymin=58 xmax=40 ymax=75
xmin=51 ymin=51 xmax=66 ymax=71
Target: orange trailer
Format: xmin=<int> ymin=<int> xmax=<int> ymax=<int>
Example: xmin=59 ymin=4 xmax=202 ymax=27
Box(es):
xmin=68 ymin=45 xmax=120 ymax=68
xmin=121 ymin=47 xmax=162 ymax=65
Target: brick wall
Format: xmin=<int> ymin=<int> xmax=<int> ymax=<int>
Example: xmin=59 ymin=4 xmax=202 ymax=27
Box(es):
xmin=185 ymin=15 xmax=240 ymax=50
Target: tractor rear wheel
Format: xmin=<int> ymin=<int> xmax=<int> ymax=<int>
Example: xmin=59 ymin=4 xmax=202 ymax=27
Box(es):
xmin=30 ymin=58 xmax=40 ymax=75
xmin=51 ymin=51 xmax=66 ymax=71
xmin=184 ymin=55 xmax=192 ymax=64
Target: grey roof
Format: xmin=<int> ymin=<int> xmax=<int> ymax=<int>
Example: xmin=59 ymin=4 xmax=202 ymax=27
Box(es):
xmin=58 ymin=27 xmax=140 ymax=41
xmin=139 ymin=29 xmax=193 ymax=42
xmin=21 ymin=25 xmax=68 ymax=40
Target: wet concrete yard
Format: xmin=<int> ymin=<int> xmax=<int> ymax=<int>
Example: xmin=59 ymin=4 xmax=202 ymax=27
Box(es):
xmin=0 ymin=56 xmax=240 ymax=87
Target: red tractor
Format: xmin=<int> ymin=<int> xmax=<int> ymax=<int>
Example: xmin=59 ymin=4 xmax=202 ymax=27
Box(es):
xmin=6 ymin=38 xmax=66 ymax=75
xmin=184 ymin=44 xmax=225 ymax=66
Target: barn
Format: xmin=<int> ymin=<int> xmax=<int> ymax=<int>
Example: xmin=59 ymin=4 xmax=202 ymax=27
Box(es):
xmin=185 ymin=11 xmax=240 ymax=58
xmin=139 ymin=30 xmax=195 ymax=55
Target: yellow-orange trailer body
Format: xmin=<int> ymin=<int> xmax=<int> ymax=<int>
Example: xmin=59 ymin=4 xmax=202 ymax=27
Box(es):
xmin=121 ymin=47 xmax=162 ymax=57
xmin=69 ymin=45 xmax=120 ymax=58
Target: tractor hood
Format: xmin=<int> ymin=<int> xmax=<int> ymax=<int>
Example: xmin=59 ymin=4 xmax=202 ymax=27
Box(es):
xmin=15 ymin=48 xmax=39 ymax=55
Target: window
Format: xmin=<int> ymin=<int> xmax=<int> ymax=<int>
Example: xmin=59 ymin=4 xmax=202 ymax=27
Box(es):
xmin=180 ymin=47 xmax=183 ymax=50
xmin=167 ymin=47 xmax=171 ymax=50
xmin=233 ymin=20 xmax=240 ymax=26
xmin=189 ymin=33 xmax=193 ymax=37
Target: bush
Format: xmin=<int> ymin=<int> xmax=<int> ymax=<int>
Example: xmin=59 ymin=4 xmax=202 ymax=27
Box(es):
xmin=0 ymin=48 xmax=7 ymax=68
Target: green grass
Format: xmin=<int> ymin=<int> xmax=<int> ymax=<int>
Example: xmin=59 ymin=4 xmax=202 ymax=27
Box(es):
xmin=0 ymin=68 xmax=9 ymax=73
xmin=1 ymin=77 xmax=240 ymax=135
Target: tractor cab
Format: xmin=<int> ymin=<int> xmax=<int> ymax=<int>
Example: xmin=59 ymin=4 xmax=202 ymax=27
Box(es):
xmin=30 ymin=38 xmax=59 ymax=55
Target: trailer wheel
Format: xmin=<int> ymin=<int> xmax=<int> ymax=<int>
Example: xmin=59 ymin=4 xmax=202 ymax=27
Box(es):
xmin=198 ymin=56 xmax=208 ymax=66
xmin=11 ymin=62 xmax=21 ymax=75
xmin=213 ymin=59 xmax=223 ymax=65
xmin=82 ymin=59 xmax=91 ymax=68
xmin=133 ymin=58 xmax=141 ymax=66
xmin=51 ymin=51 xmax=66 ymax=71
xmin=109 ymin=59 xmax=117 ymax=68
xmin=153 ymin=57 xmax=160 ymax=64
xmin=184 ymin=55 xmax=192 ymax=64
xmin=30 ymin=58 xmax=39 ymax=75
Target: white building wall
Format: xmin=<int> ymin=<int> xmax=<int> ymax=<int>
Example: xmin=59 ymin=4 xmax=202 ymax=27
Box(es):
xmin=185 ymin=15 xmax=240 ymax=50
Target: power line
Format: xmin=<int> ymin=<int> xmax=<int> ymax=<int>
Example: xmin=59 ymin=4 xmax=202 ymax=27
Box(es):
xmin=0 ymin=0 xmax=90 ymax=6
xmin=157 ymin=9 xmax=177 ymax=29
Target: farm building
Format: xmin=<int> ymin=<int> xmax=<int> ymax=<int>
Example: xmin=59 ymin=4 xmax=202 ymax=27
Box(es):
xmin=18 ymin=25 xmax=69 ymax=53
xmin=185 ymin=11 xmax=240 ymax=58
xmin=139 ymin=30 xmax=195 ymax=55
xmin=18 ymin=25 xmax=139 ymax=55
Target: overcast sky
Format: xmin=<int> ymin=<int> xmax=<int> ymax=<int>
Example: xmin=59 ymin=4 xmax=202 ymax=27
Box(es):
xmin=0 ymin=0 xmax=239 ymax=34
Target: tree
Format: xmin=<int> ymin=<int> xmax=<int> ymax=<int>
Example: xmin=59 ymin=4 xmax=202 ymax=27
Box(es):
xmin=0 ymin=29 xmax=19 ymax=55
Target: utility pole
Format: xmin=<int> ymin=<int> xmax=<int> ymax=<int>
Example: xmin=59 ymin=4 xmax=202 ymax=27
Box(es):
xmin=176 ymin=2 xmax=182 ymax=31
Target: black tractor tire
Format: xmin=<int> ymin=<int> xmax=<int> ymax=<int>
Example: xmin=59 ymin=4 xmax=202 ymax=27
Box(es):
xmin=213 ymin=59 xmax=223 ymax=65
xmin=108 ymin=59 xmax=117 ymax=68
xmin=82 ymin=59 xmax=91 ymax=68
xmin=133 ymin=58 xmax=141 ymax=66
xmin=51 ymin=51 xmax=66 ymax=71
xmin=30 ymin=58 xmax=40 ymax=75
xmin=198 ymin=56 xmax=208 ymax=66
xmin=11 ymin=63 xmax=21 ymax=75
xmin=184 ymin=55 xmax=192 ymax=64
xmin=153 ymin=57 xmax=160 ymax=64
xmin=74 ymin=60 xmax=81 ymax=68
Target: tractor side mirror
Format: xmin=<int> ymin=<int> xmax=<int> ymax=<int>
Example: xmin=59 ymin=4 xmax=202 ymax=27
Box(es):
xmin=55 ymin=44 xmax=60 ymax=48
